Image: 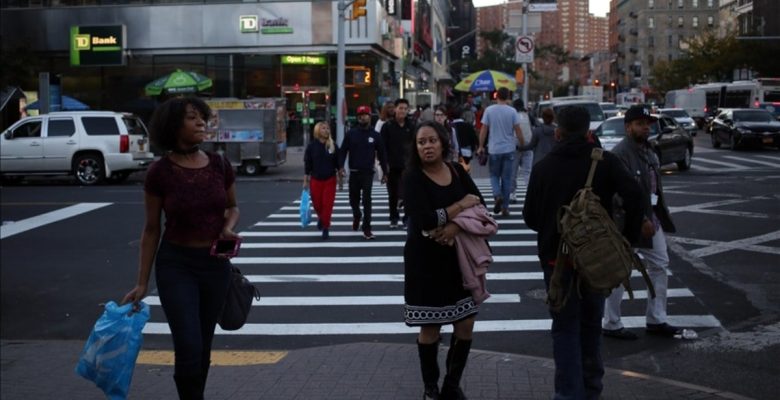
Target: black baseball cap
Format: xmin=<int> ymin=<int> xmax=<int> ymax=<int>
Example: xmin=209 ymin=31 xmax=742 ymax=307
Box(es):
xmin=624 ymin=105 xmax=658 ymax=124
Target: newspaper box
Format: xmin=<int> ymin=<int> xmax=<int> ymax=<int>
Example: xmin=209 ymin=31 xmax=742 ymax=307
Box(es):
xmin=201 ymin=98 xmax=287 ymax=175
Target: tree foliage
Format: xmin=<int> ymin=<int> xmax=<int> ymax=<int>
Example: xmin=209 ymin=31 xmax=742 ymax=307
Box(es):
xmin=651 ymin=30 xmax=780 ymax=95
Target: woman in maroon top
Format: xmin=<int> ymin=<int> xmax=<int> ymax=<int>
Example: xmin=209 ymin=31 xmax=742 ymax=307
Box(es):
xmin=122 ymin=97 xmax=240 ymax=400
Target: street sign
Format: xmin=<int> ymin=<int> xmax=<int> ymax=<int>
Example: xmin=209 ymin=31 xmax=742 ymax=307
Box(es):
xmin=515 ymin=35 xmax=535 ymax=64
xmin=529 ymin=3 xmax=557 ymax=12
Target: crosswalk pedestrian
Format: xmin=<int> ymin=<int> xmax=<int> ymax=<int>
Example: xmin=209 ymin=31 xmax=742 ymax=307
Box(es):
xmin=142 ymin=180 xmax=721 ymax=339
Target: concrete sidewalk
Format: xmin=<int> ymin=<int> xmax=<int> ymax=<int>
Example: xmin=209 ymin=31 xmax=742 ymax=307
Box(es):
xmin=0 ymin=340 xmax=753 ymax=400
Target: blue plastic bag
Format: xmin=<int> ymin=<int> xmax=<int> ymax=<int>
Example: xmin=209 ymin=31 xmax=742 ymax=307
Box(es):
xmin=300 ymin=188 xmax=312 ymax=228
xmin=76 ymin=301 xmax=150 ymax=400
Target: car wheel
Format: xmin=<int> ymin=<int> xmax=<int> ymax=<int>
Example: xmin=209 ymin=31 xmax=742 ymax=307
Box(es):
xmin=105 ymin=171 xmax=130 ymax=184
xmin=677 ymin=147 xmax=692 ymax=171
xmin=73 ymin=153 xmax=105 ymax=185
xmin=711 ymin=132 xmax=721 ymax=148
xmin=240 ymin=161 xmax=267 ymax=176
xmin=729 ymin=134 xmax=739 ymax=150
xmin=0 ymin=175 xmax=23 ymax=185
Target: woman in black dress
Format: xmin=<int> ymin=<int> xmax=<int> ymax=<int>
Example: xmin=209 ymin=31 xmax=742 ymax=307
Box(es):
xmin=404 ymin=121 xmax=484 ymax=400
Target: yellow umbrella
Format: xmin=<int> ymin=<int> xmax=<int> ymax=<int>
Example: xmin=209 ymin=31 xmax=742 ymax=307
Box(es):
xmin=454 ymin=70 xmax=517 ymax=92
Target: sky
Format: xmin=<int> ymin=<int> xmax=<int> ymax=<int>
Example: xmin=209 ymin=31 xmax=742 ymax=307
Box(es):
xmin=471 ymin=0 xmax=610 ymax=18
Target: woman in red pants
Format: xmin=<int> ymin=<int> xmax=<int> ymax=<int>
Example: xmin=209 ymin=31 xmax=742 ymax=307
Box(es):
xmin=304 ymin=121 xmax=339 ymax=239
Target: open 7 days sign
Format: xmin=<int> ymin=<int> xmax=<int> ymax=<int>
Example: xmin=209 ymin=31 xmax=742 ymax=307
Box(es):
xmin=70 ymin=25 xmax=126 ymax=66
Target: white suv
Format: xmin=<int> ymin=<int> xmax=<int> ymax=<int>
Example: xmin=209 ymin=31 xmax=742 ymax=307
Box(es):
xmin=1 ymin=111 xmax=153 ymax=185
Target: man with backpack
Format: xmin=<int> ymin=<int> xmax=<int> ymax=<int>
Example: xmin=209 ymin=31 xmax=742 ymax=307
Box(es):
xmin=602 ymin=105 xmax=682 ymax=340
xmin=522 ymin=106 xmax=644 ymax=400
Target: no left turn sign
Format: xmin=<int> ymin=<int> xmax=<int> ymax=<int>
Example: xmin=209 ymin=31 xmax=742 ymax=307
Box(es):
xmin=515 ymin=35 xmax=535 ymax=63
xmin=516 ymin=36 xmax=534 ymax=53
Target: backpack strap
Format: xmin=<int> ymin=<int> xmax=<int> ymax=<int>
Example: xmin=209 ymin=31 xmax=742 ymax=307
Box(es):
xmin=584 ymin=148 xmax=603 ymax=188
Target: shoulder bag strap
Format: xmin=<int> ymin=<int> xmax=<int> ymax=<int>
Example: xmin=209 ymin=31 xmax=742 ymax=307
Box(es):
xmin=585 ymin=148 xmax=603 ymax=189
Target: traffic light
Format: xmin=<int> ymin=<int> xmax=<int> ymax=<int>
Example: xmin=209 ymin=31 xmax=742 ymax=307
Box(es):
xmin=594 ymin=79 xmax=600 ymax=86
xmin=515 ymin=68 xmax=525 ymax=85
xmin=351 ymin=0 xmax=367 ymax=19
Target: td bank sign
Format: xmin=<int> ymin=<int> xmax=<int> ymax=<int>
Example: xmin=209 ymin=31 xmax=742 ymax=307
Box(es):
xmin=240 ymin=15 xmax=293 ymax=34
xmin=70 ymin=25 xmax=126 ymax=66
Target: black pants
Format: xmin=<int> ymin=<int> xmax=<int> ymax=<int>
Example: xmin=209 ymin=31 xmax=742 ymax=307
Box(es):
xmin=349 ymin=169 xmax=375 ymax=231
xmin=155 ymin=241 xmax=231 ymax=380
xmin=386 ymin=168 xmax=404 ymax=223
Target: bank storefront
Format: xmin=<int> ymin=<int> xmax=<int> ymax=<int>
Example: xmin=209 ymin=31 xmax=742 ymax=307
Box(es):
xmin=1 ymin=1 xmax=400 ymax=146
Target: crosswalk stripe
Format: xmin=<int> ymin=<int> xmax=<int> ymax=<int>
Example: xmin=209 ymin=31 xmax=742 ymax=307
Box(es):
xmin=142 ymin=315 xmax=720 ymax=336
xmin=722 ymin=155 xmax=780 ymax=168
xmin=692 ymin=158 xmax=748 ymax=169
xmin=142 ymin=289 xmax=691 ymax=307
xmin=279 ymin=205 xmax=525 ymax=211
xmin=231 ymin=255 xmax=539 ymax=264
xmin=144 ymin=294 xmax=523 ymax=306
xmin=240 ymin=270 xmax=666 ymax=282
xmin=241 ymin=241 xmax=536 ymax=249
xmin=238 ymin=229 xmax=537 ymax=237
xmin=0 ymin=202 xmax=112 ymax=239
xmin=755 ymin=155 xmax=780 ymax=162
xmin=255 ymin=220 xmax=528 ymax=227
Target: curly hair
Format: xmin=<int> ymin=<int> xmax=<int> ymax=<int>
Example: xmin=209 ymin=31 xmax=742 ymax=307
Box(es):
xmin=147 ymin=97 xmax=211 ymax=152
xmin=407 ymin=121 xmax=452 ymax=170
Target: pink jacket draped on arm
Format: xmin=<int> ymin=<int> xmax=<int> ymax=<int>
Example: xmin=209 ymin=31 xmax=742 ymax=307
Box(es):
xmin=451 ymin=204 xmax=498 ymax=304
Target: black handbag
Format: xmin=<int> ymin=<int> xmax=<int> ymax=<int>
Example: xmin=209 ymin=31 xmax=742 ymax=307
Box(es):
xmin=218 ymin=265 xmax=261 ymax=331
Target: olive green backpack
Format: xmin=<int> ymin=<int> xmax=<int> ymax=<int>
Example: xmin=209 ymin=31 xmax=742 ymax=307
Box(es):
xmin=547 ymin=148 xmax=654 ymax=312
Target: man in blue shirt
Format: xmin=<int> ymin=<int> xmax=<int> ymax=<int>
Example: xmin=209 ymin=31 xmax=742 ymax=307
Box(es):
xmin=476 ymin=88 xmax=525 ymax=216
xmin=339 ymin=105 xmax=389 ymax=239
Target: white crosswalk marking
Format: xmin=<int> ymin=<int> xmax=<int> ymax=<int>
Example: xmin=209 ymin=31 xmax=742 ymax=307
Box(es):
xmin=142 ymin=180 xmax=721 ymax=337
xmin=722 ymin=155 xmax=780 ymax=168
xmin=690 ymin=152 xmax=780 ymax=172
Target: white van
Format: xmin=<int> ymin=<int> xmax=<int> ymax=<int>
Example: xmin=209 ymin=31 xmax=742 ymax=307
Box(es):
xmin=665 ymin=89 xmax=706 ymax=126
xmin=1 ymin=111 xmax=153 ymax=185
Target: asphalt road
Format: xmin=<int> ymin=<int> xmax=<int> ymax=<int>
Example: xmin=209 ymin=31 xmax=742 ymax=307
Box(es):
xmin=1 ymin=133 xmax=779 ymax=399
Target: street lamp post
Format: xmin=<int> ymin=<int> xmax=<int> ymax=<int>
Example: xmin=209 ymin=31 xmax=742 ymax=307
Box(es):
xmin=336 ymin=0 xmax=349 ymax=146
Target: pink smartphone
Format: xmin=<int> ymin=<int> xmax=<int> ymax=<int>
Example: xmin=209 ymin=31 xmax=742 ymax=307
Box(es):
xmin=210 ymin=238 xmax=242 ymax=258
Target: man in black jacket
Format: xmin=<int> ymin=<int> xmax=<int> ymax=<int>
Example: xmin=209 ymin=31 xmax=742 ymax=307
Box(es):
xmin=602 ymin=105 xmax=682 ymax=340
xmin=339 ymin=105 xmax=388 ymax=239
xmin=522 ymin=106 xmax=643 ymax=400
xmin=379 ymin=98 xmax=415 ymax=228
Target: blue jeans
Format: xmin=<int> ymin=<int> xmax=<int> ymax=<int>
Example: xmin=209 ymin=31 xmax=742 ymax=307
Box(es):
xmin=155 ymin=241 xmax=231 ymax=379
xmin=510 ymin=149 xmax=534 ymax=197
xmin=488 ymin=152 xmax=515 ymax=209
xmin=542 ymin=262 xmax=605 ymax=400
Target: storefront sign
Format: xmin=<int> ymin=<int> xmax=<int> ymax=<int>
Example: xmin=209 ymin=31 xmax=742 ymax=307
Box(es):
xmin=262 ymin=18 xmax=293 ymax=34
xmin=69 ymin=25 xmax=125 ymax=66
xmin=385 ymin=0 xmax=396 ymax=15
xmin=282 ymin=55 xmax=327 ymax=65
xmin=240 ymin=15 xmax=259 ymax=33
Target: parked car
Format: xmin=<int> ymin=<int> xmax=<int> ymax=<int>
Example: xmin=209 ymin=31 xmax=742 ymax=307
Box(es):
xmin=600 ymin=102 xmax=620 ymax=119
xmin=594 ymin=114 xmax=694 ymax=171
xmin=709 ymin=108 xmax=780 ymax=150
xmin=659 ymin=108 xmax=698 ymax=136
xmin=0 ymin=111 xmax=153 ymax=185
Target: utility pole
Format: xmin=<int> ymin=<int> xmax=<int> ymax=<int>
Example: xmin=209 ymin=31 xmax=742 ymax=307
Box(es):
xmin=337 ymin=0 xmax=348 ymax=146
xmin=521 ymin=0 xmax=529 ymax=106
xmin=336 ymin=0 xmax=366 ymax=145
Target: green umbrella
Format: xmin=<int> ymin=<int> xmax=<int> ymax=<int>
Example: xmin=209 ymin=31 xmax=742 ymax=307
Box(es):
xmin=144 ymin=69 xmax=213 ymax=96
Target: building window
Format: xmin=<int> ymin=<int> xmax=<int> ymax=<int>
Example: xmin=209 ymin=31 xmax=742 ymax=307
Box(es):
xmin=678 ymin=0 xmax=683 ymax=8
xmin=649 ymin=36 xmax=655 ymax=47
xmin=648 ymin=54 xmax=655 ymax=68
xmin=649 ymin=0 xmax=654 ymax=8
xmin=692 ymin=16 xmax=699 ymax=27
xmin=668 ymin=35 xmax=673 ymax=46
xmin=649 ymin=17 xmax=655 ymax=28
xmin=692 ymin=0 xmax=698 ymax=7
xmin=708 ymin=16 xmax=714 ymax=26
xmin=707 ymin=0 xmax=713 ymax=7
xmin=678 ymin=16 xmax=684 ymax=27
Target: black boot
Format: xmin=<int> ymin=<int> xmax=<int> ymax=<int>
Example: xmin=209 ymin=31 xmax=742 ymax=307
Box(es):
xmin=417 ymin=340 xmax=440 ymax=399
xmin=440 ymin=336 xmax=472 ymax=400
xmin=173 ymin=374 xmax=204 ymax=400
